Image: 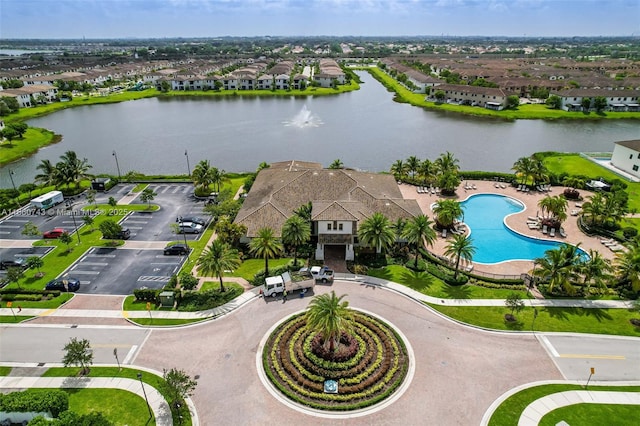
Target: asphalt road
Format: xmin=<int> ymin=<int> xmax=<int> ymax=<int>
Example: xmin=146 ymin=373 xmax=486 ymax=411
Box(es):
xmin=539 ymin=334 xmax=640 ymax=381
xmin=0 ymin=324 xmax=149 ymax=365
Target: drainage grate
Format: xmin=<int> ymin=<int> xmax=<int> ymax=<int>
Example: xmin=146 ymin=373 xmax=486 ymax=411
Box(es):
xmin=70 ymin=324 xmax=78 ymax=328
xmin=37 ymin=363 xmax=45 ymax=367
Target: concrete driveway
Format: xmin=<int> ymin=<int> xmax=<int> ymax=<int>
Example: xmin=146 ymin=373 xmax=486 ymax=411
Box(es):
xmin=134 ymin=281 xmax=562 ymax=425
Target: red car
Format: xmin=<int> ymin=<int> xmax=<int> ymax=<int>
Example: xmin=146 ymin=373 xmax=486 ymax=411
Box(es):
xmin=43 ymin=228 xmax=66 ymax=239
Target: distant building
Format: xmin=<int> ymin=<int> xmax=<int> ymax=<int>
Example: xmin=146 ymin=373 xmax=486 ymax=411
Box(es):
xmin=611 ymin=139 xmax=640 ymax=180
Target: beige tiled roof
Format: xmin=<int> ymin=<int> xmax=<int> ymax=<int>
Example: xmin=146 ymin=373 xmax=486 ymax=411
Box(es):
xmin=235 ymin=161 xmax=419 ymax=237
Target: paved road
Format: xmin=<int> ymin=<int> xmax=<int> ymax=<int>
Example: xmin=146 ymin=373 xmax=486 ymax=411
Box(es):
xmin=539 ymin=334 xmax=640 ymax=381
xmin=0 ymin=325 xmax=149 ymax=365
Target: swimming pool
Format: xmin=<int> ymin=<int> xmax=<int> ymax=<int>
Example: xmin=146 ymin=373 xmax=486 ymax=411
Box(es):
xmin=460 ymin=194 xmax=584 ymax=264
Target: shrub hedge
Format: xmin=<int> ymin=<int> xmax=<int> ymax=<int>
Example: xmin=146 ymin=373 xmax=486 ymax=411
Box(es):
xmin=0 ymin=389 xmax=68 ymax=417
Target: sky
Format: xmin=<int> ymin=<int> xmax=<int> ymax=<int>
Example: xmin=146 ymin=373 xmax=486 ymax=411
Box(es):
xmin=1 ymin=0 xmax=639 ymax=39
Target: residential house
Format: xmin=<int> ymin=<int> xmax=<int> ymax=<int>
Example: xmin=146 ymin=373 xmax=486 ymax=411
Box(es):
xmin=549 ymin=89 xmax=640 ymax=112
xmin=428 ymin=84 xmax=508 ymax=110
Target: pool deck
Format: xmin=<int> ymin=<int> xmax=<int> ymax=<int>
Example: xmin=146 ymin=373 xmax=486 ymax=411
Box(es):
xmin=399 ymin=180 xmax=615 ymax=277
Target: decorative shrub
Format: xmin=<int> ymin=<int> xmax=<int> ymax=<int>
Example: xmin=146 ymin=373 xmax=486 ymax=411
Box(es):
xmin=562 ymin=188 xmax=580 ymax=200
xmin=262 ymin=311 xmax=409 ymax=411
xmin=310 ymin=332 xmax=359 ymax=362
xmin=622 ymin=227 xmax=638 ymax=240
xmin=0 ymin=389 xmax=68 ymax=417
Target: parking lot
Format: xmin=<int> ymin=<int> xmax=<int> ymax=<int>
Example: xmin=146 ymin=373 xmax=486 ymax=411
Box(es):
xmin=0 ymin=246 xmax=54 ymax=279
xmin=64 ymin=247 xmax=189 ymax=295
xmin=0 ymin=207 xmax=86 ymax=240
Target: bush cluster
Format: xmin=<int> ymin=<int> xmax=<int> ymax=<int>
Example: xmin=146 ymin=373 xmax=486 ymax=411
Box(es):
xmin=0 ymin=288 xmax=61 ymax=302
xmin=0 ymin=389 xmax=68 ymax=417
xmin=133 ymin=288 xmax=159 ymax=302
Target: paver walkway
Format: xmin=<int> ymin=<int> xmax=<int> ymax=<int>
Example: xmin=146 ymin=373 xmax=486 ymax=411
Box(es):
xmin=0 ymin=375 xmax=177 ymax=425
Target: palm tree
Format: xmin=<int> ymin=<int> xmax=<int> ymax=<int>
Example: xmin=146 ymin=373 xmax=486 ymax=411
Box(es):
xmin=418 ymin=158 xmax=436 ymax=186
xmin=432 ymin=199 xmax=464 ymax=230
xmin=58 ymin=150 xmax=92 ymax=188
xmin=405 ymin=155 xmax=420 ymax=179
xmin=533 ymin=244 xmax=581 ymax=295
xmin=579 ymin=249 xmax=613 ymax=295
xmin=402 ymin=214 xmax=437 ymax=268
xmin=249 ymin=227 xmax=283 ymax=277
xmin=197 ymin=239 xmax=241 ymax=292
xmin=357 ymin=212 xmax=395 ymax=259
xmin=328 ymin=159 xmax=344 ymax=169
xmin=435 ymin=151 xmax=460 ymax=175
xmin=34 ymin=159 xmax=59 ymax=187
xmin=581 ymin=192 xmax=607 ymax=226
xmin=390 ymin=159 xmax=407 ymax=181
xmin=294 ymin=201 xmax=313 ymax=223
xmin=614 ymin=243 xmax=640 ymax=293
xmin=562 ymin=176 xmax=585 ymax=190
xmin=192 ymin=160 xmax=215 ymax=192
xmin=538 ymin=195 xmax=567 ymax=222
xmin=512 ymin=156 xmax=536 ymax=185
xmin=281 ymin=215 xmax=311 ymax=267
xmin=443 ymin=234 xmax=475 ymax=279
xmin=437 ymin=170 xmax=461 ymax=195
xmin=305 ymin=291 xmax=353 ymax=353
xmin=210 ymin=167 xmax=227 ymax=193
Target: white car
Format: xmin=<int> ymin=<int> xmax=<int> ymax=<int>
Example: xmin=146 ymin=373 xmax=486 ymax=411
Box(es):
xmin=178 ymin=222 xmax=203 ymax=234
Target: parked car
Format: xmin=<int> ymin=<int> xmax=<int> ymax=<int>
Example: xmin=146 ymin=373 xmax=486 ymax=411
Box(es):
xmin=0 ymin=258 xmax=26 ymax=270
xmin=164 ymin=244 xmax=190 ymax=256
xmin=117 ymin=227 xmax=131 ymax=240
xmin=178 ymin=216 xmax=207 ymax=226
xmin=178 ymin=222 xmax=203 ymax=234
xmin=42 ymin=228 xmax=66 ymax=239
xmin=45 ymin=277 xmax=80 ymax=292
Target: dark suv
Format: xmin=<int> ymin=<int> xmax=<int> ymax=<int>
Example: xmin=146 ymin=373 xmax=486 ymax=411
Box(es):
xmin=45 ymin=277 xmax=80 ymax=292
xmin=164 ymin=244 xmax=190 ymax=255
xmin=0 ymin=258 xmax=26 ymax=270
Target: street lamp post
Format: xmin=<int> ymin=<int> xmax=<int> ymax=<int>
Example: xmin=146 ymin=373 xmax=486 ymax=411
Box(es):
xmin=70 ymin=210 xmax=81 ymax=244
xmin=8 ymin=169 xmax=17 ymax=192
xmin=137 ymin=373 xmax=153 ymax=419
xmin=184 ymin=150 xmax=191 ymax=178
xmin=112 ymin=150 xmax=122 ymax=180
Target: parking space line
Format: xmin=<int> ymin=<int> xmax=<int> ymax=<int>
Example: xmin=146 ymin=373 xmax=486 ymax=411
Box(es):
xmin=0 ymin=225 xmax=20 ymax=229
xmin=69 ymin=270 xmax=100 ymax=275
xmin=78 ymin=262 xmax=109 ymax=266
xmin=87 ymin=254 xmax=116 ymax=258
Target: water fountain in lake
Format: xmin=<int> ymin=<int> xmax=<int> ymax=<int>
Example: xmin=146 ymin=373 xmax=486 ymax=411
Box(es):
xmin=284 ymin=105 xmax=322 ymax=127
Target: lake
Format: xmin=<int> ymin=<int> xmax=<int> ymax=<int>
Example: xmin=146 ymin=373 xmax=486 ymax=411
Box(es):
xmin=3 ymin=71 xmax=639 ymax=187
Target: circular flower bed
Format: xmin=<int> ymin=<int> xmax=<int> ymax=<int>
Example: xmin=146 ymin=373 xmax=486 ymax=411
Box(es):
xmin=262 ymin=311 xmax=409 ymax=411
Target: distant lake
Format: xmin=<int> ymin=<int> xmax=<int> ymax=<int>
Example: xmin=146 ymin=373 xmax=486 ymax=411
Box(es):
xmin=3 ymin=71 xmax=639 ymax=187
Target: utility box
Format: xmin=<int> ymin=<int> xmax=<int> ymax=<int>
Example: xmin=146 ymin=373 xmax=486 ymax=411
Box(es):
xmin=159 ymin=291 xmax=175 ymax=308
xmin=91 ymin=177 xmax=111 ymax=191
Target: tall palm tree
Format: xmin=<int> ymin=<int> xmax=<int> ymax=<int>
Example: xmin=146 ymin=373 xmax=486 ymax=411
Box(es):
xmin=210 ymin=167 xmax=227 ymax=193
xmin=562 ymin=176 xmax=585 ymax=190
xmin=435 ymin=151 xmax=460 ymax=175
xmin=402 ymin=214 xmax=437 ymax=268
xmin=512 ymin=156 xmax=536 ymax=185
xmin=305 ymin=291 xmax=353 ymax=353
xmin=418 ymin=158 xmax=436 ymax=186
xmin=357 ymin=212 xmax=395 ymax=259
xmin=197 ymin=239 xmax=241 ymax=292
xmin=294 ymin=201 xmax=313 ymax=223
xmin=34 ymin=159 xmax=59 ymax=188
xmin=538 ymin=195 xmax=567 ymax=222
xmin=432 ymin=199 xmax=464 ymax=230
xmin=533 ymin=244 xmax=581 ymax=295
xmin=405 ymin=156 xmax=420 ymax=179
xmin=192 ymin=160 xmax=215 ymax=191
xmin=579 ymin=249 xmax=613 ymax=294
xmin=443 ymin=234 xmax=475 ymax=279
xmin=281 ymin=215 xmax=311 ymax=267
xmin=58 ymin=151 xmax=93 ymax=188
xmin=614 ymin=243 xmax=640 ymax=292
xmin=390 ymin=159 xmax=407 ymax=181
xmin=581 ymin=192 xmax=607 ymax=226
xmin=249 ymin=227 xmax=283 ymax=277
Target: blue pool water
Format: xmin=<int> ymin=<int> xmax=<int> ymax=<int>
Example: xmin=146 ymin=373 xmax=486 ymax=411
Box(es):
xmin=461 ymin=194 xmax=582 ymax=264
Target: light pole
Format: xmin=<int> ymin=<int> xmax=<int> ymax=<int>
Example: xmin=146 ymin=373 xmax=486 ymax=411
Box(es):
xmin=70 ymin=210 xmax=81 ymax=244
xmin=8 ymin=169 xmax=17 ymax=192
xmin=112 ymin=150 xmax=122 ymax=180
xmin=137 ymin=373 xmax=153 ymax=419
xmin=184 ymin=150 xmax=191 ymax=178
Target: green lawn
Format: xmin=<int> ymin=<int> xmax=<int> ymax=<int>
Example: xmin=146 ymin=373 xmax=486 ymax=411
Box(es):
xmin=540 ymin=403 xmax=639 ymax=426
xmin=42 ymin=366 xmax=191 ymax=425
xmin=230 ymin=258 xmax=293 ymax=282
xmin=428 ymin=303 xmax=640 ymax=336
xmin=367 ymin=264 xmax=529 ymax=299
xmin=488 ymin=384 xmax=640 ymax=426
xmin=542 ymin=153 xmax=640 ymax=212
xmin=67 ymin=388 xmax=155 ymax=425
xmin=0 ymin=127 xmax=60 ymax=166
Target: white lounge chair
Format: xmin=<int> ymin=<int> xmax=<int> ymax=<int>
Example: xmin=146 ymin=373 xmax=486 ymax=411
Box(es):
xmin=560 ymin=228 xmax=567 ymax=238
xmin=500 ymin=183 xmax=507 ymax=189
xmin=601 ymin=238 xmax=614 ymax=244
xmin=570 ymin=209 xmax=579 ymax=216
xmin=549 ymin=228 xmax=555 ymax=237
xmin=542 ymin=225 xmax=548 ymax=234
xmin=441 ymin=229 xmax=447 ymax=238
xmin=528 ymin=216 xmax=539 ymax=221
xmin=528 ymin=223 xmax=540 ymax=230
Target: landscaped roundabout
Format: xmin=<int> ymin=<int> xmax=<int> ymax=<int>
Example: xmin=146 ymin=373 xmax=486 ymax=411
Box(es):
xmin=259 ymin=292 xmax=413 ymax=416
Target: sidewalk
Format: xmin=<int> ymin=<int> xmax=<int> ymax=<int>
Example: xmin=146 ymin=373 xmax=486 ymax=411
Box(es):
xmin=0 ymin=274 xmax=633 ymax=320
xmin=0 ymin=376 xmax=173 ymax=425
xmin=518 ymin=390 xmax=640 ymax=425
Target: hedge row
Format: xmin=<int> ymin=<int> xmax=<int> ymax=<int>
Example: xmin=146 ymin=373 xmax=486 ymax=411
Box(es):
xmin=0 ymin=389 xmax=68 ymax=417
